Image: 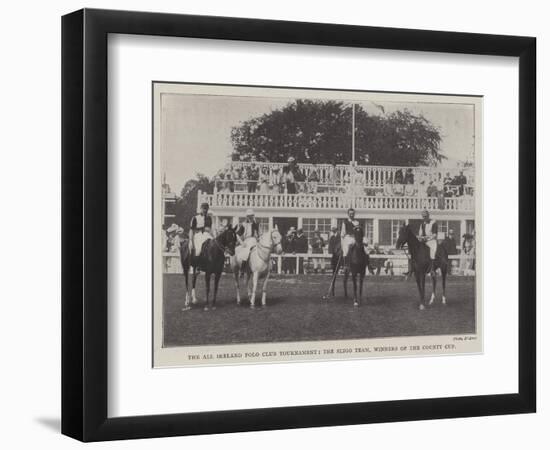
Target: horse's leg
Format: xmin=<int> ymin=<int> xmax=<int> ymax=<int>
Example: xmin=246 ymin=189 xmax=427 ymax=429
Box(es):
xmin=441 ymin=264 xmax=447 ymax=305
xmin=250 ymin=271 xmax=259 ymax=309
xmin=429 ymin=268 xmax=437 ymax=305
xmin=246 ymin=270 xmax=252 ymax=304
xmin=261 ymin=271 xmax=270 ymax=307
xmin=204 ymin=271 xmax=211 ymax=311
xmin=343 ymin=266 xmax=349 ymax=298
xmin=359 ymin=270 xmax=365 ymax=304
xmin=352 ymin=271 xmax=358 ymax=307
xmin=182 ymin=263 xmax=191 ymax=310
xmin=212 ymin=271 xmax=221 ymax=310
xmin=415 ymin=271 xmax=424 ymax=310
xmin=233 ymin=265 xmax=241 ymax=305
xmin=191 ymin=266 xmax=199 ymax=304
xmin=330 ymin=254 xmax=339 ymax=297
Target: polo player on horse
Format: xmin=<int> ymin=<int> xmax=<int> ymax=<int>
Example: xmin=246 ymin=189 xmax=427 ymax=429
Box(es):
xmin=417 ymin=209 xmax=438 ymax=275
xmin=188 ymin=202 xmax=213 ymax=267
xmin=235 ymin=208 xmax=260 ymax=270
xmin=341 ymin=208 xmax=361 ymax=263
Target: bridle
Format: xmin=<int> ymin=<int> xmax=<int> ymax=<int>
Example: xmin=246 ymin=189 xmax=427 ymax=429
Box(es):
xmin=212 ymin=229 xmax=236 ymax=255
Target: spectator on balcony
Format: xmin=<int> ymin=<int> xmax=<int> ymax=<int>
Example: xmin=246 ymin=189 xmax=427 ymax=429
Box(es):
xmin=247 ymin=164 xmax=259 ymax=193
xmin=443 ymin=172 xmax=454 ymax=197
xmin=218 ymin=181 xmax=232 ymax=194
xmin=311 ymin=230 xmax=326 ymax=273
xmin=232 ymin=165 xmax=241 ymax=182
xmin=453 ymin=170 xmax=468 ymax=196
xmin=426 ymin=180 xmax=438 ymax=197
xmin=404 ymin=168 xmax=415 ymax=184
xmin=307 ymin=164 xmax=320 ymax=194
xmin=270 ymin=167 xmax=282 ymax=186
xmin=258 ymin=176 xmax=270 ymax=194
xmin=327 ymin=162 xmax=339 ymax=187
xmin=394 ymin=169 xmax=404 ymax=184
xmin=283 ymin=160 xmax=297 ymax=194
xmin=383 ymin=181 xmax=394 ymax=196
xmin=392 ymin=169 xmax=405 ymax=196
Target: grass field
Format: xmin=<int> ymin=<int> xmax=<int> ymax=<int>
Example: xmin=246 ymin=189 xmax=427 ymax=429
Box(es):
xmin=162 ymin=273 xmax=476 ymax=347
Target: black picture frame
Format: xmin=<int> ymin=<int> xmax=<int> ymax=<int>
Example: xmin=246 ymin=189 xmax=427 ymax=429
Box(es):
xmin=62 ymin=8 xmax=536 ymax=442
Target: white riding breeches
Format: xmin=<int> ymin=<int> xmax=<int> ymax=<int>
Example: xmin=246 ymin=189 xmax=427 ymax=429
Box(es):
xmin=193 ymin=231 xmax=212 ymax=254
xmin=342 ymin=235 xmax=355 ymax=257
xmin=425 ymin=239 xmax=437 ymax=259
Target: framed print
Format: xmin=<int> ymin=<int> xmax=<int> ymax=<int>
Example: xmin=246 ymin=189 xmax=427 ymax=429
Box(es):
xmin=62 ymin=8 xmax=536 ymax=441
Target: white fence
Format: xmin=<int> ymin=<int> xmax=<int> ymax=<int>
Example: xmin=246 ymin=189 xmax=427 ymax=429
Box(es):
xmin=199 ymin=191 xmax=474 ymax=212
xmin=163 ymin=252 xmax=475 ymax=276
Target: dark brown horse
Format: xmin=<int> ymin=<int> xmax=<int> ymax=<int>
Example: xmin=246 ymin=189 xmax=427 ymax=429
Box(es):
xmin=327 ymin=226 xmax=369 ymax=306
xmin=179 ymin=225 xmax=238 ymax=311
xmin=395 ymin=224 xmax=448 ymax=310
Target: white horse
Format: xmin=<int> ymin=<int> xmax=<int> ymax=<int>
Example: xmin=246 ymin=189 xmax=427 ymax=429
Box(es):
xmin=230 ymin=229 xmax=283 ymax=308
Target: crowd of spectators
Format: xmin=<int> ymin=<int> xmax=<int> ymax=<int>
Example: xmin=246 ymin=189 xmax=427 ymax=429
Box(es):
xmin=214 ymin=159 xmax=472 ymax=199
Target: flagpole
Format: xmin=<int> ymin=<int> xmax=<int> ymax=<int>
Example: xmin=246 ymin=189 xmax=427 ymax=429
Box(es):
xmin=351 ymin=103 xmax=355 ymax=164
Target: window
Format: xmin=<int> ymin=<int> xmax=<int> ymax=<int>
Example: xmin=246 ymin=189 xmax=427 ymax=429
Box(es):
xmin=364 ymin=219 xmax=374 ymax=245
xmin=439 ymin=220 xmax=461 ymax=237
xmin=303 ymin=218 xmax=332 ymax=241
xmin=379 ymin=219 xmax=406 ymax=246
xmin=466 ymin=220 xmax=475 ymax=236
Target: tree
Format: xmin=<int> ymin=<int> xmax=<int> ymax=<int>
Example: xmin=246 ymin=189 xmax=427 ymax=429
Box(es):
xmin=230 ymin=100 xmax=443 ymax=166
xmin=174 ymin=173 xmax=213 ymax=230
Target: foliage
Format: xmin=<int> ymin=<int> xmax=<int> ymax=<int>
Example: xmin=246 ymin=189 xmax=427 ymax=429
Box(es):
xmin=230 ymin=100 xmax=443 ymax=166
xmin=174 ymin=173 xmax=213 ymax=230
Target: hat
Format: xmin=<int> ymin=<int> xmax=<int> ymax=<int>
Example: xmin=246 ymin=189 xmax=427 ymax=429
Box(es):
xmin=289 ymin=226 xmax=296 ymax=232
xmin=166 ymin=223 xmax=179 ymax=234
xmin=331 ymin=226 xmax=338 ymax=232
xmin=245 ymin=208 xmax=254 ymax=216
xmin=287 ymin=156 xmax=295 ymax=163
xmin=200 ymin=202 xmax=210 ymax=209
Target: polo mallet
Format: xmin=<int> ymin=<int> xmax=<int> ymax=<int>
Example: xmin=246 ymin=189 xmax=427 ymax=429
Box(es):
xmin=323 ymin=251 xmax=343 ymax=300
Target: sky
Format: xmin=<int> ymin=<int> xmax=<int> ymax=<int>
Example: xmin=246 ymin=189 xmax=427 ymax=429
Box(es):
xmin=160 ymin=93 xmax=475 ymax=195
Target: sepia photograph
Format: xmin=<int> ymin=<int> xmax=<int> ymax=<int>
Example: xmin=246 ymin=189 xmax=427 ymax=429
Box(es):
xmin=153 ymin=82 xmax=482 ymax=367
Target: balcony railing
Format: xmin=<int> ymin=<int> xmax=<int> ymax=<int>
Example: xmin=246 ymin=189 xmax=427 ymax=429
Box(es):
xmin=198 ymin=191 xmax=474 ymax=212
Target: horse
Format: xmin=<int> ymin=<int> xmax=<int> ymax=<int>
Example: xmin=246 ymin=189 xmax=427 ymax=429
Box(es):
xmin=179 ymin=225 xmax=238 ymax=311
xmin=230 ymin=229 xmax=283 ymax=308
xmin=395 ymin=224 xmax=448 ymax=310
xmin=327 ymin=226 xmax=369 ymax=306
